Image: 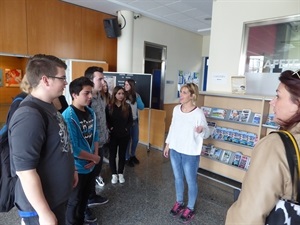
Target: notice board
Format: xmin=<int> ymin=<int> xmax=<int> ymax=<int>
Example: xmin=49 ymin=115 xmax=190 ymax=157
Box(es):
xmin=103 ymin=72 xmax=152 ymax=108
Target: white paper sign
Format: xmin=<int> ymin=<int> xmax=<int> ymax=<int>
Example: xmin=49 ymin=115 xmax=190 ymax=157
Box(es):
xmin=212 ymin=73 xmax=227 ymax=85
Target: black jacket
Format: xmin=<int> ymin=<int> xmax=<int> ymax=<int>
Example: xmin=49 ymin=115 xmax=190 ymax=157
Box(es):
xmin=105 ymin=103 xmax=133 ymax=138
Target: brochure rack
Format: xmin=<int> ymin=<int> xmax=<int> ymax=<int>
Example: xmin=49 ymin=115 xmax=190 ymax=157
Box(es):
xmin=197 ymin=92 xmax=278 ymax=183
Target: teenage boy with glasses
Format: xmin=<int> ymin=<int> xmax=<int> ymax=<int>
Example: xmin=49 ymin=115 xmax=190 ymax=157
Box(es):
xmin=9 ymin=54 xmax=77 ymax=225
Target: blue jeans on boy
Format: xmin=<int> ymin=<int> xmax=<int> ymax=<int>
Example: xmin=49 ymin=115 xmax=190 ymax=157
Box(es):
xmin=170 ymin=149 xmax=200 ymax=210
xmin=20 ymin=202 xmax=67 ymax=225
xmin=126 ymin=120 xmax=139 ymax=160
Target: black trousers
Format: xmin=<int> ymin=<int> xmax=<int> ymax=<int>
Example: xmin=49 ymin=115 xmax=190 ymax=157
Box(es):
xmin=109 ymin=135 xmax=130 ymax=174
xmin=66 ymin=172 xmax=94 ymax=225
xmin=89 ymin=146 xmax=104 ymax=199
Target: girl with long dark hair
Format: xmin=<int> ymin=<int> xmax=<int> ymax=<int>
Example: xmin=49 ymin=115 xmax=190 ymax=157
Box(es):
xmin=106 ymin=86 xmax=133 ymax=184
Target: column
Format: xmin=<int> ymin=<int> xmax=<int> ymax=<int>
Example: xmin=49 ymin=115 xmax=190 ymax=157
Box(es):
xmin=117 ymin=10 xmax=134 ymax=73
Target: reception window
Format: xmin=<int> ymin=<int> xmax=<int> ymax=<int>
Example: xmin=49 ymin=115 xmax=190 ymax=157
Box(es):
xmin=241 ymin=15 xmax=300 ymax=74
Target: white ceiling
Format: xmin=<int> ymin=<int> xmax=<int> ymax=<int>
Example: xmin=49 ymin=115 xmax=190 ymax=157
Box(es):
xmin=62 ymin=0 xmax=213 ymax=35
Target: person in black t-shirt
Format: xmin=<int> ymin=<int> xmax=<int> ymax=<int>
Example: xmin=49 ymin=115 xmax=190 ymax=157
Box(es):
xmin=62 ymin=77 xmax=100 ymax=225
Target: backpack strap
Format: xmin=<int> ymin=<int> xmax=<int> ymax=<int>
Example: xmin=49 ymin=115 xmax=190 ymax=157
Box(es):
xmin=272 ymin=131 xmax=300 ymax=202
xmin=0 ymin=97 xmax=25 ymax=145
xmin=19 ymin=101 xmax=49 ymax=129
xmin=12 ymin=97 xmax=24 ymax=103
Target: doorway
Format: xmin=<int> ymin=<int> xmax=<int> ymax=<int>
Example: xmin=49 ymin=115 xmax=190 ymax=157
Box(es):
xmin=144 ymin=42 xmax=166 ymax=110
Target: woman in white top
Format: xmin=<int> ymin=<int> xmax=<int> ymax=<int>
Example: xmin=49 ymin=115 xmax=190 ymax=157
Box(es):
xmin=163 ymin=83 xmax=210 ymax=223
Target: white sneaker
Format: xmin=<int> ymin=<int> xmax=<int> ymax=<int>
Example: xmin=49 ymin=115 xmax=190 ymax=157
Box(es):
xmin=118 ymin=174 xmax=125 ymax=183
xmin=103 ymin=157 xmax=109 ymax=164
xmin=96 ymin=176 xmax=105 ymax=187
xmin=111 ymin=174 xmax=118 ymax=184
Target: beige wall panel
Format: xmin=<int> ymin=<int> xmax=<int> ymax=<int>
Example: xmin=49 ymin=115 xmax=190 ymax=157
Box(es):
xmin=139 ymin=109 xmax=166 ymax=149
xmin=71 ymin=61 xmax=108 ymax=80
xmin=0 ymin=0 xmax=27 ymax=54
xmin=1 ymin=0 xmax=117 ymax=69
xmin=164 ymin=103 xmax=177 ymax=133
xmin=26 ymin=0 xmax=82 ymax=58
xmin=81 ymin=8 xmax=117 ymax=70
xmin=150 ymin=109 xmax=166 ymax=149
xmin=139 ymin=109 xmax=149 ymax=144
xmin=78 ymin=8 xmax=117 ymax=71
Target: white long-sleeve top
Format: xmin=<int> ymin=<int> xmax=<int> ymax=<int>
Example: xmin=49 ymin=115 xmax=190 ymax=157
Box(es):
xmin=165 ymin=104 xmax=210 ymax=156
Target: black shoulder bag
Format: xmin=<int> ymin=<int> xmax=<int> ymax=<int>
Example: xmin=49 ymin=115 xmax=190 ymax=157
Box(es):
xmin=265 ymin=130 xmax=300 ymax=225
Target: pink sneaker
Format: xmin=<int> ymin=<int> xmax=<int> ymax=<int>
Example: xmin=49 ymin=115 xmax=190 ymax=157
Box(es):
xmin=170 ymin=202 xmax=185 ymax=217
xmin=179 ymin=208 xmax=195 ymax=223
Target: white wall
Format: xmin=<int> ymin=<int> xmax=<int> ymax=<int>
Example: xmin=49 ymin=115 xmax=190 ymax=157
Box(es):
xmin=202 ymin=35 xmax=210 ymax=56
xmin=131 ymin=17 xmax=203 ymax=104
xmin=208 ymin=0 xmax=300 ymax=92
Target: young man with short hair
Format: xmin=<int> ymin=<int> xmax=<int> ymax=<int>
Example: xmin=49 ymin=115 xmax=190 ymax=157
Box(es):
xmin=83 ymin=66 xmax=109 ymax=222
xmin=9 ymin=54 xmax=77 ymax=225
xmin=62 ymin=76 xmax=100 ymax=225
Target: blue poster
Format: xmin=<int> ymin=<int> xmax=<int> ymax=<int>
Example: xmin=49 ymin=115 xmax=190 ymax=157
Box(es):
xmin=177 ymin=70 xmax=200 ymax=97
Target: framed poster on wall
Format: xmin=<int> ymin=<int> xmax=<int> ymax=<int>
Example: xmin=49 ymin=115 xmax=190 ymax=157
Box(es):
xmin=4 ymin=69 xmax=22 ymax=87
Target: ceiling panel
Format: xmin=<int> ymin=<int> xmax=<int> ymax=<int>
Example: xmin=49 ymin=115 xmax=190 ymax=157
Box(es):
xmin=62 ymin=0 xmax=213 ymax=35
xmin=127 ymin=1 xmax=161 ymax=11
xmin=148 ymin=6 xmax=175 ymax=16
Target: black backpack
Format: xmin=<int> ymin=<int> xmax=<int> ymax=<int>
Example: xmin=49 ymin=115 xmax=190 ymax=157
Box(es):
xmin=0 ymin=97 xmax=24 ymax=144
xmin=0 ymin=101 xmax=48 ymax=212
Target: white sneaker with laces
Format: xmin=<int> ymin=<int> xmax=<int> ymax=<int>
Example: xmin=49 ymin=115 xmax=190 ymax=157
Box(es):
xmin=118 ymin=174 xmax=125 ymax=183
xmin=96 ymin=176 xmax=105 ymax=187
xmin=111 ymin=174 xmax=118 ymax=184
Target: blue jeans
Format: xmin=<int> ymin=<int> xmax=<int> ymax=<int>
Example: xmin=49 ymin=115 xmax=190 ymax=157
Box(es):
xmin=20 ymin=201 xmax=67 ymax=225
xmin=170 ymin=149 xmax=200 ymax=210
xmin=126 ymin=120 xmax=139 ymax=160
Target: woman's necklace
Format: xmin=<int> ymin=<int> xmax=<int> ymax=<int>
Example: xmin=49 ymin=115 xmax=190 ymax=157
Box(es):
xmin=181 ymin=104 xmax=196 ymax=113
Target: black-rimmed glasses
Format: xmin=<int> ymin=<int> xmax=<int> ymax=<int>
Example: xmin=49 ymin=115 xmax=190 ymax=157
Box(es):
xmin=48 ymin=76 xmax=67 ymax=81
xmin=292 ymin=70 xmax=300 ymax=79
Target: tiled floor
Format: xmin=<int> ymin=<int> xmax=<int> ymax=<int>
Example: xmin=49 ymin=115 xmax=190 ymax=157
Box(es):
xmin=0 ymin=145 xmax=236 ymax=225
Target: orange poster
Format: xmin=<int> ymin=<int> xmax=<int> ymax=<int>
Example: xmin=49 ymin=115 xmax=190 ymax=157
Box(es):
xmin=5 ymin=69 xmax=22 ymax=87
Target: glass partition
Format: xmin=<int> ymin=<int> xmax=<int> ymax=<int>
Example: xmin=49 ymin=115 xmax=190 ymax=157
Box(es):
xmin=239 ymin=15 xmax=300 ymax=95
xmin=240 ymin=15 xmax=300 ymax=74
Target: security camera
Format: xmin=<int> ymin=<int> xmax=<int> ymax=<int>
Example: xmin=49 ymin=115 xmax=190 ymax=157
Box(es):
xmin=133 ymin=14 xmax=141 ymax=19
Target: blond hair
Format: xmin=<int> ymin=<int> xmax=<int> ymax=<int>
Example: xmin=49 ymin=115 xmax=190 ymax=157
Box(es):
xmin=20 ymin=74 xmax=32 ymax=94
xmin=180 ymin=83 xmax=199 ymax=103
